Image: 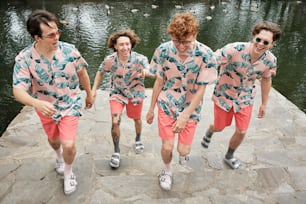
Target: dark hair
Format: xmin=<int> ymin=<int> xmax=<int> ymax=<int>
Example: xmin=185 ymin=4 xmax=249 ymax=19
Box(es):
xmin=26 ymin=10 xmax=59 ymax=38
xmin=167 ymin=12 xmax=199 ymax=40
xmin=107 ymin=29 xmax=140 ymax=51
xmin=252 ymin=21 xmax=282 ymax=42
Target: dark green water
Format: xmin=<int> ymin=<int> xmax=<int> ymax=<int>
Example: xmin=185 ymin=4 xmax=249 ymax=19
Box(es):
xmin=1 ymin=0 xmax=305 ymax=136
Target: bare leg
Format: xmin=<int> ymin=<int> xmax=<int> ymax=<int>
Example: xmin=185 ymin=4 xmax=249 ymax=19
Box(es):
xmin=177 ymin=143 xmax=191 ymax=165
xmin=48 ymin=138 xmax=61 ymax=152
xmin=161 ymin=139 xmax=174 ymax=166
xmin=111 ymin=114 xmax=121 ymax=153
xmin=201 ymin=124 xmax=223 ymax=148
xmin=134 ymin=118 xmax=142 ymax=141
xmin=61 ymin=140 xmax=76 ymax=165
xmin=226 ymin=128 xmax=246 ymax=159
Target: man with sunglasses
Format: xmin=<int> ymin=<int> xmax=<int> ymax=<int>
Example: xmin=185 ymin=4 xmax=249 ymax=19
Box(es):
xmin=201 ymin=21 xmax=282 ymax=169
xmin=12 ymin=10 xmax=93 ymax=195
xmin=146 ymin=12 xmax=217 ymax=190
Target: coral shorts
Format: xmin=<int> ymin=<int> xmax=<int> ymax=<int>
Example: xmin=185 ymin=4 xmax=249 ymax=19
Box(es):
xmin=214 ymin=104 xmax=253 ymax=131
xmin=36 ymin=111 xmax=79 ymax=141
xmin=110 ymin=99 xmax=143 ymax=119
xmin=157 ymin=106 xmax=198 ymax=145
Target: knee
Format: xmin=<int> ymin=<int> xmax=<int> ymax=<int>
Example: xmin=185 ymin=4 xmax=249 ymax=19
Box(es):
xmin=212 ymin=126 xmax=224 ymax=132
xmin=111 ymin=114 xmax=121 ymax=126
xmin=62 ymin=143 xmax=76 ymax=155
xmin=235 ymin=129 xmax=247 ymax=137
xmin=48 ymin=139 xmax=60 ymax=149
xmin=177 ymin=145 xmax=191 ymax=156
xmin=134 ymin=119 xmax=141 ymax=126
xmin=112 ymin=122 xmax=120 ymax=129
xmin=161 ymin=143 xmax=173 ymax=154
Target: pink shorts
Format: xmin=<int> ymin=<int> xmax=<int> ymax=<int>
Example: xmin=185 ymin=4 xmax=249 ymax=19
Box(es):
xmin=110 ymin=100 xmax=143 ymax=119
xmin=36 ymin=111 xmax=79 ymax=141
xmin=214 ymin=104 xmax=253 ymax=131
xmin=158 ymin=106 xmax=198 ymax=145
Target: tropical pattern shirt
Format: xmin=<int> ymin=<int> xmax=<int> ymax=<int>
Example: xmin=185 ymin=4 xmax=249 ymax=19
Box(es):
xmin=150 ymin=41 xmax=218 ymax=122
xmin=13 ymin=41 xmax=87 ymax=122
xmin=98 ymin=51 xmax=149 ymax=105
xmin=213 ymin=42 xmax=277 ymax=112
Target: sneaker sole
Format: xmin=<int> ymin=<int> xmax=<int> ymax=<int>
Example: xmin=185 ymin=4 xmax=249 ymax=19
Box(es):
xmin=109 ymin=162 xmax=120 ymax=168
xmin=135 ymin=148 xmax=144 ymax=154
xmin=64 ymin=182 xmax=78 ymax=195
xmin=64 ymin=187 xmax=77 ymax=195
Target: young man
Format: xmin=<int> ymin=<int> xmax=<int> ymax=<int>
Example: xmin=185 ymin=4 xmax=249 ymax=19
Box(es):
xmin=146 ymin=12 xmax=217 ymax=190
xmin=12 ymin=10 xmax=93 ymax=195
xmin=201 ymin=21 xmax=282 ymax=169
xmin=92 ymin=29 xmax=153 ymax=169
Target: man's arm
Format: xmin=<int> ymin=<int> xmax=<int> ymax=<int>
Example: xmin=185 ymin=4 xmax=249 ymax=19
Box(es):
xmin=258 ymin=77 xmax=272 ymax=118
xmin=173 ymin=84 xmax=206 ymax=132
xmin=77 ymin=67 xmax=93 ymax=109
xmin=146 ymin=76 xmax=164 ymax=124
xmin=91 ymin=71 xmax=105 ymax=98
xmin=13 ymin=88 xmax=56 ymax=116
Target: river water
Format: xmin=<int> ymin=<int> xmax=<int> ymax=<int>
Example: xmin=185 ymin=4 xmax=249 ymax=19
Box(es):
xmin=1 ymin=0 xmax=305 ymax=135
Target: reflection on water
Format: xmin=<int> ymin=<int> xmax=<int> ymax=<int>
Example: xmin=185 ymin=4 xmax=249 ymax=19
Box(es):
xmin=1 ymin=0 xmax=306 ymax=135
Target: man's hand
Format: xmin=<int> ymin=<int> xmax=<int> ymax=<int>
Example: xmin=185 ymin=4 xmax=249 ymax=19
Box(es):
xmin=146 ymin=109 xmax=154 ymax=124
xmin=257 ymin=104 xmax=267 ymax=118
xmin=172 ymin=114 xmax=188 ymax=133
xmin=85 ymin=94 xmax=94 ymax=109
xmin=33 ymin=100 xmax=56 ymax=117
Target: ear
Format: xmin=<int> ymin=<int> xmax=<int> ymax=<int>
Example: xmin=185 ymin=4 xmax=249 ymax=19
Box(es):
xmin=34 ymin=35 xmax=40 ymax=42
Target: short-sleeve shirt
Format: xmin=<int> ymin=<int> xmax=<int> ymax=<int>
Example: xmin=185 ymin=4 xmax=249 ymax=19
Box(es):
xmin=13 ymin=41 xmax=88 ymax=122
xmin=213 ymin=42 xmax=277 ymax=112
xmin=98 ymin=51 xmax=149 ymax=105
xmin=150 ymin=41 xmax=218 ymax=122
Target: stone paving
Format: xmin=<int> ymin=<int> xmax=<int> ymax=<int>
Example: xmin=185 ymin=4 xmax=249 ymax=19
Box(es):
xmin=1 ymin=84 xmax=306 ymax=204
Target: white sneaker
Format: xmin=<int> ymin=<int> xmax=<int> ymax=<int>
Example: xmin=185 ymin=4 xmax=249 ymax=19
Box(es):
xmin=55 ymin=159 xmax=64 ymax=176
xmin=64 ymin=173 xmax=78 ymax=195
xmin=109 ymin=153 xmax=120 ymax=168
xmin=158 ymin=170 xmax=173 ymax=191
xmin=135 ymin=141 xmax=144 ymax=154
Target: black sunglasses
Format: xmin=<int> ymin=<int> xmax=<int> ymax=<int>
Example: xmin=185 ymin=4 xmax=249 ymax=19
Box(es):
xmin=255 ymin=37 xmax=270 ymax=46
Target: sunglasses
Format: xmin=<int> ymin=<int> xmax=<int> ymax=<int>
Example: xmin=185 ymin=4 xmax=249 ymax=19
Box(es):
xmin=41 ymin=29 xmax=62 ymax=40
xmin=172 ymin=39 xmax=192 ymax=46
xmin=255 ymin=37 xmax=270 ymax=46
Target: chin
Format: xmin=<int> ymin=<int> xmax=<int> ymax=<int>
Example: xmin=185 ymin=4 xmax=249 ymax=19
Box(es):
xmin=255 ymin=47 xmax=266 ymax=55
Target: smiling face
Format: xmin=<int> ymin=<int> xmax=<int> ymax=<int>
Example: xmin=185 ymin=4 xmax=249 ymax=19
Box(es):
xmin=251 ymin=29 xmax=274 ymax=56
xmin=114 ymin=36 xmax=132 ymax=59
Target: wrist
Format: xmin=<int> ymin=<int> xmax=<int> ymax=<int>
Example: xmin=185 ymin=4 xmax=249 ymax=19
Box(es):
xmin=32 ymin=99 xmax=38 ymax=108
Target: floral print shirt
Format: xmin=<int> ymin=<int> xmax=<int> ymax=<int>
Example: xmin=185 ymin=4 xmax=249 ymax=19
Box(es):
xmin=98 ymin=51 xmax=149 ymax=104
xmin=213 ymin=42 xmax=277 ymax=112
xmin=13 ymin=41 xmax=88 ymax=122
xmin=150 ymin=41 xmax=218 ymax=122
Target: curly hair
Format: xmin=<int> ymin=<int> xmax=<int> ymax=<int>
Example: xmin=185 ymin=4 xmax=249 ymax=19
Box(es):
xmin=107 ymin=29 xmax=141 ymax=51
xmin=167 ymin=12 xmax=199 ymax=40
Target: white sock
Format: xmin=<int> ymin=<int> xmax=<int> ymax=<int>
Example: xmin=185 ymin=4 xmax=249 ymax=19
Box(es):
xmin=55 ymin=147 xmax=63 ymax=161
xmin=164 ymin=163 xmax=171 ymax=172
xmin=64 ymin=163 xmax=73 ymax=177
